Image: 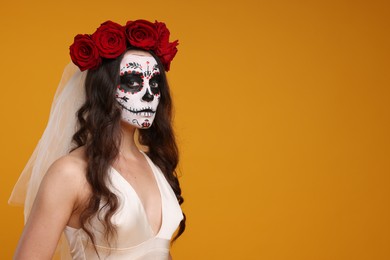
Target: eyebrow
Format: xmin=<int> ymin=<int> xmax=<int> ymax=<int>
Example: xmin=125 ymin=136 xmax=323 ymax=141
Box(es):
xmin=121 ymin=70 xmax=142 ymax=76
xmin=120 ymin=72 xmax=143 ymax=81
xmin=121 ymin=67 xmax=142 ymax=72
xmin=150 ymin=72 xmax=161 ymax=79
xmin=120 ymin=63 xmax=159 ymax=78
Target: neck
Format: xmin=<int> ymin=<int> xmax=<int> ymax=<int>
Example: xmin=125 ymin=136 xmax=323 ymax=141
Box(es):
xmin=119 ymin=121 xmax=139 ymax=158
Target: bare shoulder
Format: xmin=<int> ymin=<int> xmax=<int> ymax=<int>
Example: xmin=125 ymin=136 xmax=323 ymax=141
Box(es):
xmin=46 ymin=147 xmax=87 ymax=179
xmin=42 ymin=146 xmax=89 ymax=198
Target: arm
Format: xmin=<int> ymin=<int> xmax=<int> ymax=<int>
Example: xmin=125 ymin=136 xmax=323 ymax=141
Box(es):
xmin=14 ymin=157 xmax=85 ymax=260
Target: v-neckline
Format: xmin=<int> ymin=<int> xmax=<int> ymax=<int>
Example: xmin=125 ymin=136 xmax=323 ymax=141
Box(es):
xmin=111 ymin=151 xmax=164 ymax=237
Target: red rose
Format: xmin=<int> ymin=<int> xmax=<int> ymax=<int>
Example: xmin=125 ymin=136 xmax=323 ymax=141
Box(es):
xmin=69 ymin=34 xmax=101 ymax=71
xmin=155 ymin=21 xmax=170 ymax=43
xmin=154 ymin=21 xmax=178 ymax=71
xmin=91 ymin=21 xmax=127 ymax=59
xmin=156 ymin=40 xmax=178 ymax=71
xmin=125 ymin=20 xmax=158 ymax=50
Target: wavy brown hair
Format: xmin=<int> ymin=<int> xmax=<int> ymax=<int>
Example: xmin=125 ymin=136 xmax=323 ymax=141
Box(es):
xmin=71 ymin=49 xmax=185 ymax=249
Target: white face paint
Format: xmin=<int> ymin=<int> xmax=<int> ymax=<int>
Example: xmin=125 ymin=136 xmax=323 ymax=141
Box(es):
xmin=116 ymin=52 xmax=161 ymax=129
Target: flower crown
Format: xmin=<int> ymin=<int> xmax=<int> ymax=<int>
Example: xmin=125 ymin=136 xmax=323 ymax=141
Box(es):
xmin=69 ymin=19 xmax=179 ymax=72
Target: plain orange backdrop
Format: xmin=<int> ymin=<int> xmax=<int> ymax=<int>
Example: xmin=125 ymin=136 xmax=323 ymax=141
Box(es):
xmin=1 ymin=0 xmax=389 ymax=259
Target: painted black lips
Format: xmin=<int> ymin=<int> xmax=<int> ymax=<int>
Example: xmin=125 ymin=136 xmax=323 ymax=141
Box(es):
xmin=117 ymin=103 xmax=156 ymax=114
xmin=130 ymin=108 xmax=155 ymax=114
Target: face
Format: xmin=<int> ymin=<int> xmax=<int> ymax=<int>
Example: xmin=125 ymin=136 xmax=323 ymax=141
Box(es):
xmin=116 ymin=51 xmax=161 ymax=129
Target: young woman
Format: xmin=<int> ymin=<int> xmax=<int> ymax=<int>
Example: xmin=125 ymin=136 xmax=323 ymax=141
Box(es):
xmin=10 ymin=19 xmax=185 ymax=259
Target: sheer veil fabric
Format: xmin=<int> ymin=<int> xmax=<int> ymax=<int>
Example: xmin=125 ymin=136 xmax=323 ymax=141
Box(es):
xmin=9 ymin=63 xmax=86 ymax=258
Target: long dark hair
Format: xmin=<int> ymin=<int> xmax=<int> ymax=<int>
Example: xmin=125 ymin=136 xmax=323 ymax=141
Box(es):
xmin=72 ymin=49 xmax=185 ymax=248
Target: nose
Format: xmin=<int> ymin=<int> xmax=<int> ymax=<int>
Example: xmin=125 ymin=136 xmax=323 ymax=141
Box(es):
xmin=142 ymin=89 xmax=154 ymax=102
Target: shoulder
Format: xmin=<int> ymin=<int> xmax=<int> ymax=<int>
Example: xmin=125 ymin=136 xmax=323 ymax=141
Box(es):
xmin=41 ymin=146 xmax=90 ymax=203
xmin=45 ymin=147 xmax=87 ymax=183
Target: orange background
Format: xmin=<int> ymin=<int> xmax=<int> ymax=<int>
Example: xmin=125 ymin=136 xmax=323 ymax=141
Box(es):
xmin=1 ymin=0 xmax=389 ymax=259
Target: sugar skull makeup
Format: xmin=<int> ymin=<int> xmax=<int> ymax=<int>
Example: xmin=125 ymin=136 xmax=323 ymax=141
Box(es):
xmin=116 ymin=52 xmax=161 ymax=129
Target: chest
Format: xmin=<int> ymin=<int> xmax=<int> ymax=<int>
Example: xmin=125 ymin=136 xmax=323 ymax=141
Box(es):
xmin=113 ymin=156 xmax=162 ymax=236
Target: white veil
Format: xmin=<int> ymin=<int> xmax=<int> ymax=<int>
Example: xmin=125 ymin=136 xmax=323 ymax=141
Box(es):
xmin=9 ymin=63 xmax=87 ymax=259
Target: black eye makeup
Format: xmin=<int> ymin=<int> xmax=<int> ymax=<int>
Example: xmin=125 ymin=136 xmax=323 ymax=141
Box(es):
xmin=149 ymin=74 xmax=161 ymax=95
xmin=120 ymin=71 xmax=143 ymax=94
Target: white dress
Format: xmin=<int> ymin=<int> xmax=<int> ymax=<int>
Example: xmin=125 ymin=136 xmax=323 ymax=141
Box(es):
xmin=64 ymin=153 xmax=183 ymax=260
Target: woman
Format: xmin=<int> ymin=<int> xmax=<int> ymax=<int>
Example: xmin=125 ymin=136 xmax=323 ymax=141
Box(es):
xmin=10 ymin=19 xmax=185 ymax=259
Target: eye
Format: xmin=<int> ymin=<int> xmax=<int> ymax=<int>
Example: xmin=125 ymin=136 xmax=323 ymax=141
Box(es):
xmin=149 ymin=74 xmax=161 ymax=93
xmin=149 ymin=78 xmax=161 ymax=95
xmin=150 ymin=81 xmax=158 ymax=88
xmin=120 ymin=73 xmax=143 ymax=93
xmin=128 ymin=80 xmax=140 ymax=87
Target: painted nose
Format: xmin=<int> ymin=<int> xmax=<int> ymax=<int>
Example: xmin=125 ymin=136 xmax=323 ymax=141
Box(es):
xmin=142 ymin=89 xmax=154 ymax=102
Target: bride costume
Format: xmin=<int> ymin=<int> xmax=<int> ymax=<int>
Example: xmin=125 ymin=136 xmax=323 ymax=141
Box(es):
xmin=9 ymin=20 xmax=183 ymax=259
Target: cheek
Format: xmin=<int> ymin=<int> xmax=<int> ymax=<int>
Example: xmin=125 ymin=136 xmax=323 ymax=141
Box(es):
xmin=116 ymin=85 xmax=140 ymax=101
xmin=153 ymin=87 xmax=161 ymax=98
xmin=154 ymin=93 xmax=161 ymax=102
xmin=117 ymin=85 xmax=125 ymax=94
